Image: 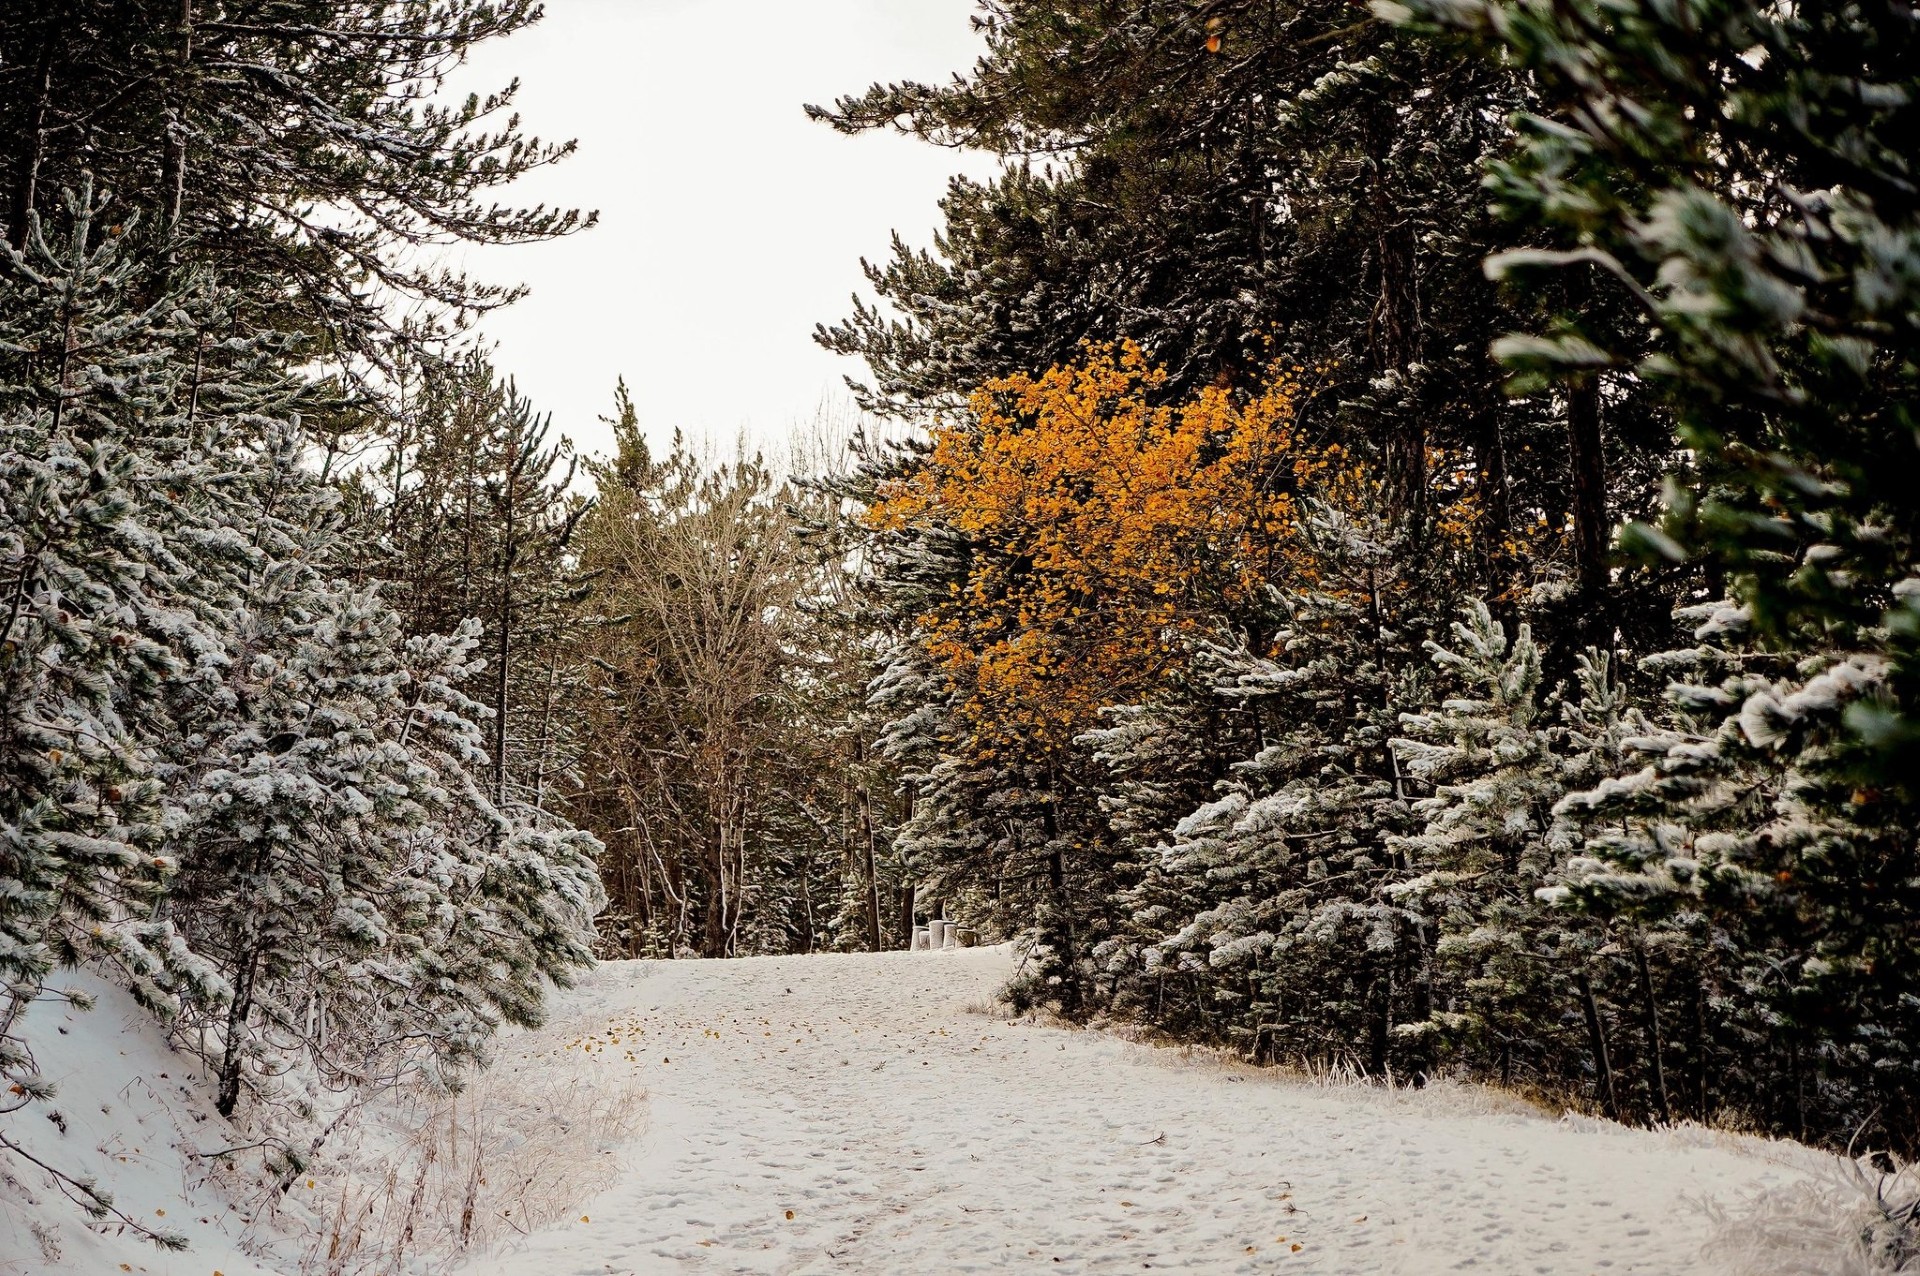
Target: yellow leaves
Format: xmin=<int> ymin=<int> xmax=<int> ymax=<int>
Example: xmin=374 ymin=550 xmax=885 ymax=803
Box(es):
xmin=869 ymin=342 xmax=1339 ymax=758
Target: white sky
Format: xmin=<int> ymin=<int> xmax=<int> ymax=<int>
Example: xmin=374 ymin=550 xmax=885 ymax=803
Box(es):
xmin=446 ymin=0 xmax=990 ymax=462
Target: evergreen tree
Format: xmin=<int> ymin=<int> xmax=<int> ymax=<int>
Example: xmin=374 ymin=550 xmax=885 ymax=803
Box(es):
xmin=0 ymin=0 xmax=609 ymax=1236
xmin=1386 ymin=603 xmax=1582 ymax=1094
xmin=1550 ymin=599 xmax=1920 ymax=1145
xmin=348 ymin=350 xmax=591 ymax=812
xmin=1 ymin=187 xmax=277 ymax=1100
xmin=0 ymin=1 xmax=592 ymax=367
xmin=1400 ymin=0 xmax=1920 ymax=1150
xmin=1093 ymin=499 xmax=1455 ymax=1067
xmin=1 ymin=185 xmax=602 ymax=1228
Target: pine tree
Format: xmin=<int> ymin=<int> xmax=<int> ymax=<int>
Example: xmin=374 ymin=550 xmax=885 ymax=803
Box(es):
xmin=1402 ymin=0 xmax=1920 ymax=1151
xmin=0 ymin=1 xmax=593 ymax=366
xmin=1548 ymin=599 xmax=1920 ymax=1145
xmin=1386 ymin=602 xmax=1583 ymax=1090
xmin=1094 ymin=499 xmax=1454 ymax=1066
xmin=350 ymin=351 xmax=592 ymax=813
xmin=0 ymin=186 xmax=279 ymax=1094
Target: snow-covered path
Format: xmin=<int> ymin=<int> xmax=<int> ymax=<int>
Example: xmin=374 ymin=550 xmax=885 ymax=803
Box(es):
xmin=471 ymin=945 xmax=1812 ymax=1276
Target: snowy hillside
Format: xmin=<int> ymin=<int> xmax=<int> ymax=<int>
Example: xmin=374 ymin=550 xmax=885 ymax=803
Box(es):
xmin=2 ymin=973 xmax=280 ymax=1276
xmin=2 ymin=968 xmax=640 ymax=1276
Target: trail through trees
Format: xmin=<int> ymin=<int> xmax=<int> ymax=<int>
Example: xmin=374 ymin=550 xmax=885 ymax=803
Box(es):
xmin=472 ymin=947 xmax=1818 ymax=1276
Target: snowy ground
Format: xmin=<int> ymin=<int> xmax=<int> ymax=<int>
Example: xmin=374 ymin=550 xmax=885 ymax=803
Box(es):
xmin=3 ymin=946 xmax=1850 ymax=1275
xmin=466 ymin=945 xmax=1824 ymax=1276
xmin=2 ymin=972 xmax=284 ymax=1276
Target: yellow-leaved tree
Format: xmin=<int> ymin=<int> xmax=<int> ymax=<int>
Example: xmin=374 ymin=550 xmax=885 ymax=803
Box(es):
xmin=869 ymin=342 xmax=1348 ymax=761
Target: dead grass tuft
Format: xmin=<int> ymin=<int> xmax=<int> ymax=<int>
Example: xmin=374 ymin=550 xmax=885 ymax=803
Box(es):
xmin=1706 ymin=1157 xmax=1920 ymax=1276
xmin=263 ymin=1064 xmax=645 ymax=1276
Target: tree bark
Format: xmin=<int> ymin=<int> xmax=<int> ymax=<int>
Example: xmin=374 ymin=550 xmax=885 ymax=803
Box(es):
xmin=8 ymin=24 xmax=57 ymax=251
xmin=492 ymin=421 xmax=519 ymax=805
xmin=159 ymin=0 xmax=195 ymax=244
xmin=1364 ymin=85 xmax=1427 ymax=527
xmin=855 ymin=736 xmax=881 ymax=952
xmin=1693 ymin=980 xmax=1711 ymax=1120
xmin=1376 ymin=216 xmax=1428 ymax=526
xmin=1577 ymin=971 xmax=1619 ymax=1120
xmin=1567 ymin=374 xmax=1610 ymax=636
xmin=1635 ymin=947 xmax=1672 ymax=1125
xmin=217 ymin=948 xmax=260 ymax=1118
xmin=1369 ymin=967 xmax=1394 ymax=1077
xmin=700 ymin=829 xmax=728 ymax=958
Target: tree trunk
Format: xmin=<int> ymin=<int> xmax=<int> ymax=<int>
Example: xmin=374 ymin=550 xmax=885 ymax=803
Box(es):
xmin=1364 ymin=85 xmax=1427 ymax=527
xmin=1577 ymin=971 xmax=1619 ymax=1120
xmin=1693 ymin=980 xmax=1711 ymax=1120
xmin=1041 ymin=800 xmax=1076 ymax=1011
xmin=217 ymin=949 xmax=261 ymax=1118
xmin=1635 ymin=947 xmax=1672 ymax=1125
xmin=797 ymin=854 xmax=815 ymax=955
xmin=1567 ymin=374 xmax=1610 ymax=636
xmin=8 ymin=24 xmax=57 ymax=251
xmin=492 ymin=542 xmax=515 ymax=805
xmin=1471 ymin=389 xmax=1514 ymax=546
xmin=855 ymin=737 xmax=881 ymax=952
xmin=700 ymin=837 xmax=728 ymax=958
xmin=159 ymin=0 xmax=195 ymax=244
xmin=1376 ymin=216 xmax=1428 ymax=526
xmin=897 ymin=881 xmax=915 ymax=950
xmin=1369 ymin=967 xmax=1393 ymax=1077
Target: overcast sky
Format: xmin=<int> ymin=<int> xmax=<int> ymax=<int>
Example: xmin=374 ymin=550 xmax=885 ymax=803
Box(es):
xmin=445 ymin=0 xmax=989 ymax=462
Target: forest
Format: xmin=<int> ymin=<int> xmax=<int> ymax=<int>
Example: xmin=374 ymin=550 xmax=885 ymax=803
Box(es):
xmin=2 ymin=0 xmax=1918 ymax=1254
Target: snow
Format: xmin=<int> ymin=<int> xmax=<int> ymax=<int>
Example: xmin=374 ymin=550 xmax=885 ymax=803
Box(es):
xmin=3 ymin=946 xmax=1843 ymax=1275
xmin=1 ymin=972 xmax=281 ymax=1276
xmin=464 ymin=945 xmax=1823 ymax=1275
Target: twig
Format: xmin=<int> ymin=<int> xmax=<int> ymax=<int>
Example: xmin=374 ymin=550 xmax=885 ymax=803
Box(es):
xmin=0 ymin=1132 xmax=189 ymax=1250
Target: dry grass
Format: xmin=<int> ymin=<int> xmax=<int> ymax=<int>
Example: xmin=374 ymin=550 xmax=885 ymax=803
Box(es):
xmin=261 ymin=1064 xmax=645 ymax=1276
xmin=1706 ymin=1158 xmax=1920 ymax=1276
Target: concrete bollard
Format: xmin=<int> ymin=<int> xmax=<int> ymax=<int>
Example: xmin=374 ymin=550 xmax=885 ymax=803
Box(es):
xmin=941 ymin=921 xmax=960 ymax=950
xmin=912 ymin=925 xmax=930 ymax=951
xmin=956 ymin=926 xmax=979 ymax=948
xmin=930 ymin=919 xmax=953 ymax=950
